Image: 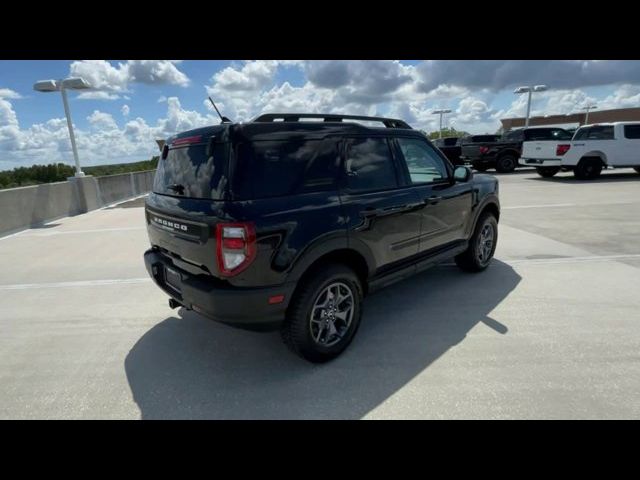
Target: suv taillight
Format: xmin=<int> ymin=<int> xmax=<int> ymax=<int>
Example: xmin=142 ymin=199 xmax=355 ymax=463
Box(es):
xmin=479 ymin=146 xmax=489 ymax=154
xmin=556 ymin=144 xmax=571 ymax=156
xmin=215 ymin=222 xmax=256 ymax=276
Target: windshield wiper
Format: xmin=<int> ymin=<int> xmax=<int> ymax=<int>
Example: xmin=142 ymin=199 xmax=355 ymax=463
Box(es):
xmin=167 ymin=184 xmax=185 ymax=195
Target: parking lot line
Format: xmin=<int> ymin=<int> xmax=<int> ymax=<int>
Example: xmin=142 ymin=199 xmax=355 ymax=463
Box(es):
xmin=0 ymin=278 xmax=151 ymax=291
xmin=504 ymin=203 xmax=576 ymax=209
xmin=20 ymin=227 xmax=147 ymax=237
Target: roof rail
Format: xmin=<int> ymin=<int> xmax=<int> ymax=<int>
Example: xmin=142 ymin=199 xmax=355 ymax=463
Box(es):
xmin=252 ymin=113 xmax=412 ymax=129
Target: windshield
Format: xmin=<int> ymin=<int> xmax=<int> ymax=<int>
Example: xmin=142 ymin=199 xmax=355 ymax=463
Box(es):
xmin=153 ymin=139 xmax=229 ymax=200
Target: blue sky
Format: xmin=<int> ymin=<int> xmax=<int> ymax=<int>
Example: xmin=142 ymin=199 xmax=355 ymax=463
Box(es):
xmin=1 ymin=60 xmax=639 ymax=170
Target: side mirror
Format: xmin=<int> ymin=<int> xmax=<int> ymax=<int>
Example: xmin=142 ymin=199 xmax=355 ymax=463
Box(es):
xmin=454 ymin=165 xmax=473 ymax=182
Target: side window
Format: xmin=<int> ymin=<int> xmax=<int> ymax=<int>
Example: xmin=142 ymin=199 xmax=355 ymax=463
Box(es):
xmin=233 ymin=138 xmax=340 ymax=199
xmin=573 ymin=127 xmax=589 ymax=140
xmin=586 ymin=126 xmax=614 ymax=140
xmin=624 ymin=125 xmax=640 ymax=139
xmin=396 ymin=137 xmax=449 ymax=184
xmin=345 ymin=137 xmax=398 ymax=192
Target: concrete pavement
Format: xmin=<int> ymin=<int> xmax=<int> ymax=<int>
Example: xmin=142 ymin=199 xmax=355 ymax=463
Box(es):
xmin=1 ymin=168 xmax=639 ymax=419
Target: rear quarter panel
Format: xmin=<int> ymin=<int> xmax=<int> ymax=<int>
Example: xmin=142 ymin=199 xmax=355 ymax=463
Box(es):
xmin=226 ymin=191 xmax=347 ymax=287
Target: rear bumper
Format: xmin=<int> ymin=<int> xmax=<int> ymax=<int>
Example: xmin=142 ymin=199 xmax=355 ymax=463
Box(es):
xmin=519 ymin=158 xmax=562 ymax=167
xmin=144 ymin=248 xmax=295 ymax=331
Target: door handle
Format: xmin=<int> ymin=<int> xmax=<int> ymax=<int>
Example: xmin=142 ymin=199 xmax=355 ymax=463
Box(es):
xmin=425 ymin=196 xmax=442 ymax=205
xmin=363 ymin=204 xmax=409 ymax=218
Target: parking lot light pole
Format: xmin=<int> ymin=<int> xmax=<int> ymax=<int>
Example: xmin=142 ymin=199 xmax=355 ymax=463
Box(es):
xmin=432 ymin=109 xmax=452 ymax=138
xmin=514 ymin=85 xmax=548 ymax=127
xmin=33 ymin=77 xmax=92 ymax=177
xmin=581 ymin=104 xmax=597 ymax=125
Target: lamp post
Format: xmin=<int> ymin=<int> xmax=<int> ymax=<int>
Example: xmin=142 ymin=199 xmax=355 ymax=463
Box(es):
xmin=33 ymin=77 xmax=91 ymax=177
xmin=581 ymin=104 xmax=597 ymax=125
xmin=514 ymin=85 xmax=548 ymax=127
xmin=432 ymin=109 xmax=452 ymax=138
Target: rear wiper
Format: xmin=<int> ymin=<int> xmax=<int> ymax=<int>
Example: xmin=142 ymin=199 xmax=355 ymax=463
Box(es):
xmin=167 ymin=184 xmax=185 ymax=195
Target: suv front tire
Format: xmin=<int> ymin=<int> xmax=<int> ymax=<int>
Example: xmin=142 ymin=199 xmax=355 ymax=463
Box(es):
xmin=455 ymin=212 xmax=498 ymax=272
xmin=281 ymin=264 xmax=363 ymax=363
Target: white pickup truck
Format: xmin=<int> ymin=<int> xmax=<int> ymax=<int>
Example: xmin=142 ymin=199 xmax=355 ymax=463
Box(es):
xmin=520 ymin=122 xmax=640 ymax=179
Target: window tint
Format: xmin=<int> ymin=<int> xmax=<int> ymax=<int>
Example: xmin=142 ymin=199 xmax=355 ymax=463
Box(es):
xmin=345 ymin=137 xmax=398 ymax=192
xmin=153 ymin=140 xmax=228 ymax=200
xmin=574 ymin=126 xmax=615 ymax=140
xmin=233 ymin=138 xmax=339 ymax=199
xmin=443 ymin=137 xmax=459 ymax=147
xmin=397 ymin=137 xmax=449 ymax=184
xmin=526 ymin=128 xmax=572 ymax=141
xmin=504 ymin=130 xmax=523 ymax=141
xmin=471 ymin=135 xmax=500 ymax=143
xmin=624 ymin=125 xmax=640 ymax=139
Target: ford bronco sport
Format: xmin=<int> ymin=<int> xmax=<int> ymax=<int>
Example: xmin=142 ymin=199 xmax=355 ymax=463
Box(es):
xmin=144 ymin=113 xmax=500 ymax=362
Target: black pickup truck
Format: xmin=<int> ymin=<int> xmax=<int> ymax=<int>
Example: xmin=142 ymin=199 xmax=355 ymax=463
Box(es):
xmin=434 ymin=135 xmax=500 ymax=166
xmin=460 ymin=127 xmax=573 ymax=173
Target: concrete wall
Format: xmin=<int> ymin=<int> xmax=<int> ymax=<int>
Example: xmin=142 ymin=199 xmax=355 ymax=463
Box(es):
xmin=0 ymin=170 xmax=156 ymax=236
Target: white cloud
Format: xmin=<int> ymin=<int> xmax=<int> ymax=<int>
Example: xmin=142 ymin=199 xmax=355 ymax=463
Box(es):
xmin=69 ymin=60 xmax=130 ymax=92
xmin=77 ymin=91 xmax=121 ymax=100
xmin=157 ymin=96 xmax=167 ymax=103
xmin=121 ymin=104 xmax=130 ymax=117
xmin=0 ymin=95 xmax=216 ymax=170
xmin=68 ymin=60 xmax=190 ymax=97
xmin=87 ymin=110 xmax=119 ymax=130
xmin=0 ymin=88 xmax=22 ymax=99
xmin=127 ymin=60 xmax=190 ymax=87
xmin=599 ymin=84 xmax=640 ymax=110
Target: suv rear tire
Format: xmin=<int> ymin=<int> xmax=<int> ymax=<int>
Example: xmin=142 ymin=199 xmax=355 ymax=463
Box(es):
xmin=574 ymin=157 xmax=603 ymax=180
xmin=495 ymin=154 xmax=517 ymax=173
xmin=281 ymin=264 xmax=363 ymax=363
xmin=455 ymin=212 xmax=498 ymax=272
xmin=536 ymin=166 xmax=560 ymax=178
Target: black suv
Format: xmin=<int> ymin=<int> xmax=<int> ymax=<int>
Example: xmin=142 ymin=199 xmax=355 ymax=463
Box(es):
xmin=143 ymin=113 xmax=500 ymax=362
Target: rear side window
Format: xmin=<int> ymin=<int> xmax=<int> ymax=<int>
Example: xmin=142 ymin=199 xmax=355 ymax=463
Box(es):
xmin=624 ymin=125 xmax=640 ymax=139
xmin=574 ymin=126 xmax=615 ymax=140
xmin=153 ymin=139 xmax=228 ymax=200
xmin=232 ymin=138 xmax=340 ymax=199
xmin=504 ymin=130 xmax=524 ymax=141
xmin=345 ymin=137 xmax=398 ymax=192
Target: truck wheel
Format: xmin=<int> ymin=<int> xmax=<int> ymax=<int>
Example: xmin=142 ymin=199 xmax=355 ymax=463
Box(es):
xmin=455 ymin=212 xmax=498 ymax=272
xmin=536 ymin=166 xmax=560 ymax=178
xmin=281 ymin=264 xmax=363 ymax=363
xmin=574 ymin=157 xmax=603 ymax=180
xmin=495 ymin=154 xmax=517 ymax=173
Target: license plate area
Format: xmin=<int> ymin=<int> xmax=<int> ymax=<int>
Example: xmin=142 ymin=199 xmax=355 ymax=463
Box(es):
xmin=164 ymin=266 xmax=182 ymax=294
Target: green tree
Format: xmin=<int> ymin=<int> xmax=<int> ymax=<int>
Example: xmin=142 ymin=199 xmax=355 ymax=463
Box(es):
xmin=426 ymin=127 xmax=470 ymax=140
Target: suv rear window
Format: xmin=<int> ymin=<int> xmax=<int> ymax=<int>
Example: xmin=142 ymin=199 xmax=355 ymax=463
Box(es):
xmin=232 ymin=138 xmax=340 ymax=199
xmin=153 ymin=139 xmax=228 ymax=200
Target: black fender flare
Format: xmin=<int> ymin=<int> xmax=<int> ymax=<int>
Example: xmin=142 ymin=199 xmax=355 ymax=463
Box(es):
xmin=469 ymin=194 xmax=500 ymax=236
xmin=285 ymin=232 xmax=375 ymax=283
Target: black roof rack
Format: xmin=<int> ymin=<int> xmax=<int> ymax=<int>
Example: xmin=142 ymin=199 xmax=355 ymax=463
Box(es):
xmin=252 ymin=113 xmax=412 ymax=129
